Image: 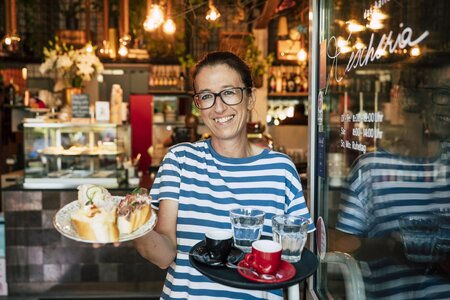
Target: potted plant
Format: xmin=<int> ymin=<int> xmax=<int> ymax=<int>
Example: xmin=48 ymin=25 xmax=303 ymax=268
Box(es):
xmin=244 ymin=34 xmax=274 ymax=88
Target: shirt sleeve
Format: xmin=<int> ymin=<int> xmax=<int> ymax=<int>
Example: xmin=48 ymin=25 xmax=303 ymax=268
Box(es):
xmin=336 ymin=163 xmax=369 ymax=236
xmin=284 ymin=158 xmax=316 ymax=233
xmin=150 ymin=148 xmax=181 ymax=210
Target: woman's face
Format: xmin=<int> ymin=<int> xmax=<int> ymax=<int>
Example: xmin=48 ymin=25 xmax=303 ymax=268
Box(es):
xmin=194 ymin=64 xmax=255 ymax=143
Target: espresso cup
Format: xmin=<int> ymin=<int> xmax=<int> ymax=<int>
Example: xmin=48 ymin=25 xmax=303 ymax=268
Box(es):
xmin=244 ymin=239 xmax=282 ymax=275
xmin=205 ymin=229 xmax=233 ymax=262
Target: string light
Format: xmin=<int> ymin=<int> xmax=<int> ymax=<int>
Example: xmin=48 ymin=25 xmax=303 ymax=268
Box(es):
xmin=206 ymin=0 xmax=220 ymax=21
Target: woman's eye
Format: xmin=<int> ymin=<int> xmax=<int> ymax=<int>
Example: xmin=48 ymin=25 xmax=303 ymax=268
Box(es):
xmin=223 ymin=90 xmax=236 ymax=96
xmin=200 ymin=93 xmax=213 ymax=101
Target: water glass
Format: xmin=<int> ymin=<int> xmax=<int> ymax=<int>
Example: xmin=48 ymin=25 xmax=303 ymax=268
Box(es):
xmin=434 ymin=209 xmax=450 ymax=262
xmin=272 ymin=214 xmax=309 ymax=263
xmin=229 ymin=208 xmax=265 ymax=253
xmin=398 ymin=214 xmax=439 ymax=263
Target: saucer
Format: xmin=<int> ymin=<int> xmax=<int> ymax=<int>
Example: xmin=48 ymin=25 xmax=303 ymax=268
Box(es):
xmin=237 ymin=260 xmax=296 ymax=283
xmin=190 ymin=241 xmax=245 ymax=267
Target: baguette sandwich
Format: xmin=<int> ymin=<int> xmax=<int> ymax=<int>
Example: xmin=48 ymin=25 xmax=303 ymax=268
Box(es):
xmin=117 ymin=188 xmax=152 ymax=234
xmin=71 ymin=184 xmax=119 ymax=243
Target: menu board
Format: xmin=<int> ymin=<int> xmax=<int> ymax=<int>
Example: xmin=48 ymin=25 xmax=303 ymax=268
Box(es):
xmin=72 ymin=94 xmax=90 ymax=119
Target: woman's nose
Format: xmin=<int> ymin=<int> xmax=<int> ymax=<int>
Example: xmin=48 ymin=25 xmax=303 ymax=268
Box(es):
xmin=213 ymin=95 xmax=227 ymax=113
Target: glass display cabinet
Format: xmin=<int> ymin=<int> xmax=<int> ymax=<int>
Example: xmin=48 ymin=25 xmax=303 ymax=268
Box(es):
xmin=23 ymin=122 xmax=130 ymax=188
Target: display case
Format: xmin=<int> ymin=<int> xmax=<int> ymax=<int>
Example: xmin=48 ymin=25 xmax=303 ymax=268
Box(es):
xmin=23 ymin=122 xmax=130 ymax=188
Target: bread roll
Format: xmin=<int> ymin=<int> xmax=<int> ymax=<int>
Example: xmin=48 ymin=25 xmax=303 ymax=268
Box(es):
xmin=117 ymin=194 xmax=152 ymax=234
xmin=71 ymin=206 xmax=119 ymax=243
xmin=71 ymin=184 xmax=119 ymax=243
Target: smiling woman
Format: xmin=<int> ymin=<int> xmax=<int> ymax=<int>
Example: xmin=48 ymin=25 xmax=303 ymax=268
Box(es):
xmin=132 ymin=51 xmax=315 ymax=300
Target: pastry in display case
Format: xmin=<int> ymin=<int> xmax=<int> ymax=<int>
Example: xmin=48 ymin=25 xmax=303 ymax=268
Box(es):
xmin=23 ymin=122 xmax=130 ymax=188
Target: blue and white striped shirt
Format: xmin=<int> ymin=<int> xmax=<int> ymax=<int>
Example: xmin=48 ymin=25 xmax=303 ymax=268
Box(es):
xmin=150 ymin=139 xmax=315 ymax=300
xmin=337 ymin=143 xmax=450 ymax=238
xmin=337 ymin=143 xmax=450 ymax=299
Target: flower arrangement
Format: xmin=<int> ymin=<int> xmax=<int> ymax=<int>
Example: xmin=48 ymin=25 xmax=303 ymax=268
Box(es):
xmin=39 ymin=37 xmax=103 ymax=90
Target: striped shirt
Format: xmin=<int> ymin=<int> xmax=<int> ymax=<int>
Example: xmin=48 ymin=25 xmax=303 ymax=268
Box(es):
xmin=337 ymin=143 xmax=450 ymax=237
xmin=336 ymin=143 xmax=450 ymax=299
xmin=150 ymin=139 xmax=315 ymax=300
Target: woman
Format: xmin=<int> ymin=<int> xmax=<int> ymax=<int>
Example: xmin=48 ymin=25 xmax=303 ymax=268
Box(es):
xmin=134 ymin=51 xmax=315 ymax=299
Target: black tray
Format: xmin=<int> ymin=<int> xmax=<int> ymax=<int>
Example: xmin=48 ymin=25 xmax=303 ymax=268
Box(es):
xmin=189 ymin=241 xmax=319 ymax=290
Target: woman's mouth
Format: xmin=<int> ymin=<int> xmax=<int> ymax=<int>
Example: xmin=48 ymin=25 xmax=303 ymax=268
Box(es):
xmin=214 ymin=115 xmax=235 ymax=123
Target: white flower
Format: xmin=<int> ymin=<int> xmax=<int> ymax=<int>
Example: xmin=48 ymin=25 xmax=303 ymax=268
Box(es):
xmin=40 ymin=40 xmax=104 ymax=87
xmin=56 ymin=53 xmax=73 ymax=69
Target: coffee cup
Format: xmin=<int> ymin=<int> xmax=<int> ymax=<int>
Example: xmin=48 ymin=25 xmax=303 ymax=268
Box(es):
xmin=244 ymin=240 xmax=282 ymax=275
xmin=205 ymin=229 xmax=233 ymax=262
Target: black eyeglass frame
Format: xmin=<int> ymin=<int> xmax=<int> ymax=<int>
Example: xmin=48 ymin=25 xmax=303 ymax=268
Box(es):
xmin=193 ymin=87 xmax=251 ymax=110
xmin=425 ymin=87 xmax=450 ymax=106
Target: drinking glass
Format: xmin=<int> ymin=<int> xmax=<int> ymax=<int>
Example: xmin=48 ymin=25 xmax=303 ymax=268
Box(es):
xmin=272 ymin=214 xmax=309 ymax=263
xmin=229 ymin=208 xmax=265 ymax=253
xmin=398 ymin=214 xmax=439 ymax=263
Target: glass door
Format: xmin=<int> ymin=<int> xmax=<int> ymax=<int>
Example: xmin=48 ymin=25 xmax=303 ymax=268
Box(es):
xmin=312 ymin=0 xmax=450 ymax=299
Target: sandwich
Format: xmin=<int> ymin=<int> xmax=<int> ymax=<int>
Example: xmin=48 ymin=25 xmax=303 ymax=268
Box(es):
xmin=117 ymin=187 xmax=152 ymax=234
xmin=70 ymin=184 xmax=119 ymax=243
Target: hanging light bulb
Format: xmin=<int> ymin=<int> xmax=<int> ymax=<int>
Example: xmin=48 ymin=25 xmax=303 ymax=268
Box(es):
xmin=206 ymin=0 xmax=220 ymax=21
xmin=163 ymin=0 xmax=176 ymax=34
xmin=143 ymin=4 xmax=165 ymax=31
xmin=163 ymin=18 xmax=176 ymax=34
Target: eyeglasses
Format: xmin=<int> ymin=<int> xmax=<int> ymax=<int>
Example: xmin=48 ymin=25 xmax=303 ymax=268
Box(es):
xmin=193 ymin=87 xmax=250 ymax=110
xmin=430 ymin=88 xmax=450 ymax=106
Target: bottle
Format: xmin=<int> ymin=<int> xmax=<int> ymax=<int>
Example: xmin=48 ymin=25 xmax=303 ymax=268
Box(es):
xmin=275 ymin=70 xmax=283 ymax=93
xmin=5 ymin=79 xmax=16 ymax=106
xmin=287 ymin=73 xmax=296 ymax=93
xmin=281 ymin=72 xmax=287 ymax=93
xmin=179 ymin=72 xmax=185 ymax=91
xmin=294 ymin=67 xmax=302 ymax=92
xmin=268 ymin=71 xmax=276 ymax=93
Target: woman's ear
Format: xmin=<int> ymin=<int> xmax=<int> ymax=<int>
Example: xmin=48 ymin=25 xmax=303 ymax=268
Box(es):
xmin=247 ymin=88 xmax=257 ymax=110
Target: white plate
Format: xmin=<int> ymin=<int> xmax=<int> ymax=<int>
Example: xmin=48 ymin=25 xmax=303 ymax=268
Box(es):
xmin=53 ymin=196 xmax=157 ymax=243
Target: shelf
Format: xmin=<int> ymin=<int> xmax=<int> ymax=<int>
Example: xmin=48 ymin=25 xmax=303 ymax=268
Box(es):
xmin=40 ymin=151 xmax=123 ymax=157
xmin=23 ymin=122 xmax=128 ymax=128
xmin=268 ymin=92 xmax=308 ymax=97
xmin=147 ymin=90 xmax=193 ymax=96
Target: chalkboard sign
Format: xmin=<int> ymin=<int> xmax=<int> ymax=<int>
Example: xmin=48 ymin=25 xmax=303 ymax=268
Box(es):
xmin=72 ymin=94 xmax=90 ymax=118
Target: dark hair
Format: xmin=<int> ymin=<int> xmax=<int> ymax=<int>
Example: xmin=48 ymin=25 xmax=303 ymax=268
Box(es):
xmin=192 ymin=51 xmax=253 ymax=91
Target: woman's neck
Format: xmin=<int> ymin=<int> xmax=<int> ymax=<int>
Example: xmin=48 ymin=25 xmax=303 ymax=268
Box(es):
xmin=211 ymin=137 xmax=262 ymax=158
